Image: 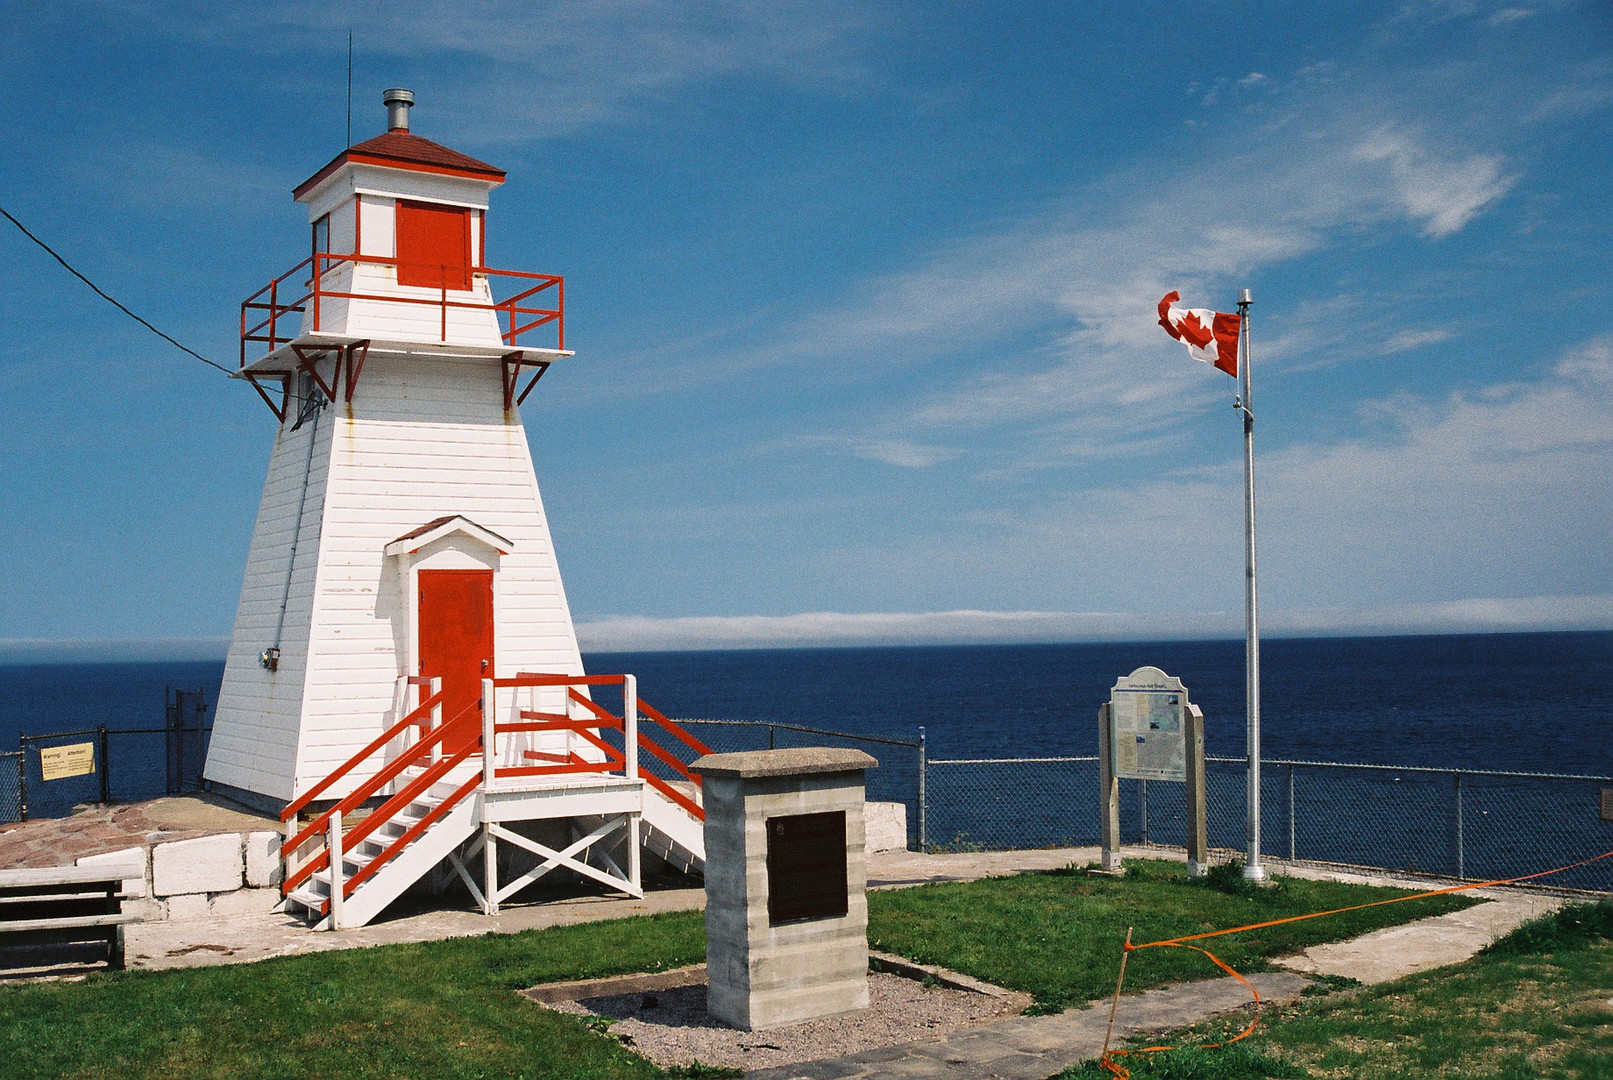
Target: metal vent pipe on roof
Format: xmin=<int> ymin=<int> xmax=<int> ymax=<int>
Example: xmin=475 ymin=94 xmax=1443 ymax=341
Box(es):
xmin=383 ymin=88 xmax=415 ymax=131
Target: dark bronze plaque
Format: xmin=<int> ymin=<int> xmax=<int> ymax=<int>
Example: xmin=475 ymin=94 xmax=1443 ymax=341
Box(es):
xmin=766 ymin=811 xmax=848 ymax=925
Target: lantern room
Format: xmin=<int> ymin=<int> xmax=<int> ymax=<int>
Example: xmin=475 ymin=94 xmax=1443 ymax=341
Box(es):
xmin=238 ymin=88 xmax=564 ymax=416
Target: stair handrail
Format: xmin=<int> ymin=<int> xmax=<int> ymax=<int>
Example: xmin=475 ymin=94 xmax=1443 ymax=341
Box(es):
xmin=565 ymin=689 xmax=706 ymax=821
xmin=282 ymin=699 xmax=476 ymax=896
xmin=338 ymin=770 xmax=484 ymax=906
xmin=327 ymin=737 xmax=483 ymax=904
xmin=281 ymin=687 xmax=445 ymax=824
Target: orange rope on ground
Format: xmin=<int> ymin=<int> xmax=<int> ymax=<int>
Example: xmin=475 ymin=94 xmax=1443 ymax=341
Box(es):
xmin=1097 ymin=848 xmax=1613 ymax=1079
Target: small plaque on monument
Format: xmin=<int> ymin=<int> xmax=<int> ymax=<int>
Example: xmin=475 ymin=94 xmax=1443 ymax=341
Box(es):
xmin=766 ymin=811 xmax=848 ymax=924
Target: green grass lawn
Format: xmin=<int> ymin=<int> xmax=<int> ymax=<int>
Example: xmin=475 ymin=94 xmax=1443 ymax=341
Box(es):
xmin=1 ymin=912 xmax=708 ymax=1080
xmin=0 ymin=861 xmax=1480 ymax=1079
xmin=867 ymin=860 xmax=1477 ymax=1012
xmin=1059 ymin=899 xmax=1613 ymax=1080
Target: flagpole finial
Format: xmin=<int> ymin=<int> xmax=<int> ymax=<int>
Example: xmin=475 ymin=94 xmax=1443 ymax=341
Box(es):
xmin=1239 ymin=288 xmax=1252 ymax=306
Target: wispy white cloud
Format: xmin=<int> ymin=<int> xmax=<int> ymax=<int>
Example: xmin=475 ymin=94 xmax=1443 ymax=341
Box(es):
xmin=0 ymin=636 xmax=228 ymax=664
xmin=1377 ymin=327 xmax=1454 ymax=354
xmin=854 ymin=439 xmax=959 ymax=468
xmin=114 ymin=0 xmax=880 ymax=145
xmin=1349 ymin=127 xmax=1516 ymax=238
xmin=575 ymin=594 xmax=1613 ymax=651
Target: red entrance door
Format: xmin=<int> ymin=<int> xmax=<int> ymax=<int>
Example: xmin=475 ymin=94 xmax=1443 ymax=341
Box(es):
xmin=417 ymin=569 xmax=494 ymax=753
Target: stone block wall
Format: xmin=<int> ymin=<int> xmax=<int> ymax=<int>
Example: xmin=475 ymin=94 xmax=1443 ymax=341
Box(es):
xmin=75 ymin=829 xmax=284 ymax=920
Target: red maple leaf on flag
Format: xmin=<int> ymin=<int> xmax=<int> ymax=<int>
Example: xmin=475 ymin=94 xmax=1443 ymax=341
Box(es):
xmin=1176 ymin=309 xmax=1214 ymax=349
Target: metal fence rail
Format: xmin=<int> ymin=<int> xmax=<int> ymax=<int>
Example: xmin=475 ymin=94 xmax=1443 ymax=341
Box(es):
xmin=926 ymin=755 xmax=1613 ymax=892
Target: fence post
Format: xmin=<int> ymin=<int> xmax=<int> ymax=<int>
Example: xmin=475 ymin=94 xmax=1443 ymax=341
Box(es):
xmin=18 ymin=735 xmax=27 ymax=822
xmin=917 ymin=726 xmax=927 ymax=852
xmin=1454 ymin=771 xmax=1465 ymax=880
xmin=99 ymin=724 xmax=110 ymax=805
xmin=1287 ymin=763 xmax=1296 ymax=862
xmin=1139 ymin=779 xmax=1149 ymax=844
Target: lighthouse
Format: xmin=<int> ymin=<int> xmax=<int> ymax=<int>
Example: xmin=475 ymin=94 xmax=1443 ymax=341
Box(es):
xmin=206 ymin=91 xmax=705 ymax=928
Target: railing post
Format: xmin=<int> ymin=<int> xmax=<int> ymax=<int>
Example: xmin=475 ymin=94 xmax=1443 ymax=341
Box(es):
xmin=1454 ymin=771 xmax=1465 ymax=880
xmin=917 ymin=726 xmax=927 ymax=852
xmin=430 ymin=676 xmax=443 ymax=766
xmin=1287 ymin=763 xmax=1296 ymax=862
xmin=624 ymin=675 xmax=639 ymax=781
xmin=99 ymin=724 xmax=110 ymax=805
xmin=482 ymin=678 xmax=497 ymax=790
xmin=283 ymin=811 xmax=300 ymax=901
xmin=327 ymin=809 xmax=344 ymax=931
xmin=15 ymin=740 xmax=26 ymax=823
xmin=483 ymin=822 xmax=499 ymax=916
xmin=768 ymin=725 xmax=776 ymax=750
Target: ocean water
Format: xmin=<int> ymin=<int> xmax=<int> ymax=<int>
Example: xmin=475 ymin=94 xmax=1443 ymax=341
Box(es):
xmin=2 ymin=631 xmax=1610 ymax=819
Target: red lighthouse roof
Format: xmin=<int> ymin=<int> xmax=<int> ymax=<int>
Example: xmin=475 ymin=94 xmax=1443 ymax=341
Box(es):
xmin=293 ymin=130 xmax=506 ymax=200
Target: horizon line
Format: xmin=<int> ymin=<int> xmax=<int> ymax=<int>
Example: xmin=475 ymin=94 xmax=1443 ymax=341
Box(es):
xmin=2 ymin=594 xmax=1609 ymax=663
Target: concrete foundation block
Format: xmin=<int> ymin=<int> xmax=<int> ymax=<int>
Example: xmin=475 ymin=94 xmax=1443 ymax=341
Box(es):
xmin=209 ymin=886 xmax=281 ymax=916
xmin=123 ymin=897 xmax=166 ymax=921
xmin=152 ymin=833 xmax=244 ymax=896
xmin=245 ymin=831 xmax=283 ymax=887
xmin=864 ymin=801 xmax=908 ymax=853
xmin=76 ymin=846 xmax=149 ymax=897
xmin=165 ymin=892 xmax=211 ymax=920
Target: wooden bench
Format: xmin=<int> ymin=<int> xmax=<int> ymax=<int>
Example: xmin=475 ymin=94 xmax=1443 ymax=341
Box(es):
xmin=0 ymin=862 xmax=144 ymax=971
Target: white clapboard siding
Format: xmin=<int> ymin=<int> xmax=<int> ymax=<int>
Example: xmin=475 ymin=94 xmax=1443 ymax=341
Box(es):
xmin=208 ymin=405 xmax=337 ymax=802
xmin=206 ymin=351 xmax=584 ymax=806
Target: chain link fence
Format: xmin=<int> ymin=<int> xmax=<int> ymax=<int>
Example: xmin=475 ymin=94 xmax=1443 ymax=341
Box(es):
xmin=925 ymin=755 xmax=1613 ymax=892
xmin=674 ymin=719 xmax=925 ymax=846
xmin=6 ymin=696 xmax=1607 ymax=894
xmin=1 ymin=689 xmax=211 ymax=825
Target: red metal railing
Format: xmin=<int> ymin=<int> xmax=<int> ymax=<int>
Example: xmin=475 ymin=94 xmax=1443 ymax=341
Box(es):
xmin=279 ymin=672 xmax=709 ymax=917
xmin=489 ymin=674 xmax=711 ymax=819
xmin=240 ymin=252 xmax=563 ymax=364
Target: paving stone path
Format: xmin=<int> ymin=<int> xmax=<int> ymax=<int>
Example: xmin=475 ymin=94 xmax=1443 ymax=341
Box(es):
xmin=745 ymin=971 xmax=1312 ymax=1080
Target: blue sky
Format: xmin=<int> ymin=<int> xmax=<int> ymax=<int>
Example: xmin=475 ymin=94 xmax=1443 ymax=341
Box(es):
xmin=1 ymin=0 xmax=1610 ymax=657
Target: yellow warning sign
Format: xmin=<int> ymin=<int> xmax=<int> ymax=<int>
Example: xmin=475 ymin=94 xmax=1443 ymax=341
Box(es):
xmin=39 ymin=741 xmax=95 ymax=782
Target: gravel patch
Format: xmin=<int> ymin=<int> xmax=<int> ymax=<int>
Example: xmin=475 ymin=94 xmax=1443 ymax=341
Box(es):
xmin=542 ymin=970 xmax=1028 ymax=1072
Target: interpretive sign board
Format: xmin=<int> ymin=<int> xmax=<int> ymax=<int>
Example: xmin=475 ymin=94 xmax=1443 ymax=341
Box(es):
xmin=39 ymin=742 xmax=95 ymax=782
xmin=766 ymin=811 xmax=848 ymax=924
xmin=1110 ymin=667 xmax=1187 ymax=781
xmin=1099 ymin=667 xmax=1207 ymax=876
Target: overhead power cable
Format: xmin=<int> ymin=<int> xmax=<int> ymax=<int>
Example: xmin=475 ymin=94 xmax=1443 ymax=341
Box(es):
xmin=1 ymin=205 xmax=235 ymax=377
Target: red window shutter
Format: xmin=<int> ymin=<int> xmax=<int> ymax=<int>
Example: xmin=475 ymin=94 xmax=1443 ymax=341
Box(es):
xmin=395 ymin=201 xmax=472 ymax=290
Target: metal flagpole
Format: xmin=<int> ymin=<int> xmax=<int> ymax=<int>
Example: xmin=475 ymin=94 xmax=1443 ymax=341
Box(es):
xmin=1236 ymin=288 xmax=1267 ymax=883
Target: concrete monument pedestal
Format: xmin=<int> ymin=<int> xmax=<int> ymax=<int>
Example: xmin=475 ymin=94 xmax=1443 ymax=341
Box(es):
xmin=691 ymin=747 xmax=877 ymax=1031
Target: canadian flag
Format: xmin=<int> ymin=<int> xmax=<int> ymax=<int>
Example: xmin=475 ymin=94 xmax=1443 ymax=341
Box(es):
xmin=1158 ymin=291 xmax=1240 ymax=378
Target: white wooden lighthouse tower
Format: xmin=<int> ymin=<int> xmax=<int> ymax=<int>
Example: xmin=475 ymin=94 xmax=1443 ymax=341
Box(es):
xmin=206 ymin=91 xmax=706 ymax=928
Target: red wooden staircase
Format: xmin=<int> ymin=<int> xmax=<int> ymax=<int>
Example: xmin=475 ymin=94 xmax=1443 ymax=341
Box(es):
xmin=280 ymin=673 xmax=709 ymax=929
